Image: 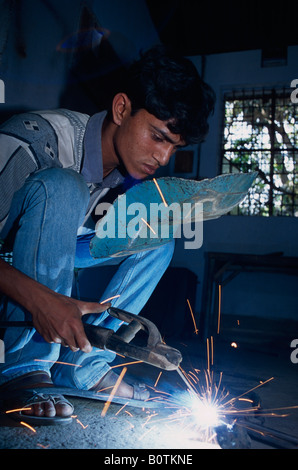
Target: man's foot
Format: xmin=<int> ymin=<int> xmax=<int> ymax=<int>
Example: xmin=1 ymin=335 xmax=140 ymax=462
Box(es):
xmin=22 ymin=394 xmax=73 ymax=418
xmin=91 ymin=370 xmax=150 ymax=400
xmin=0 ymin=371 xmax=73 ymax=425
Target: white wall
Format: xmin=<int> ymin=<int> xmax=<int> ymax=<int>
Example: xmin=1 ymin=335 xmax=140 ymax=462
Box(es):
xmin=172 ymin=46 xmax=298 ymax=321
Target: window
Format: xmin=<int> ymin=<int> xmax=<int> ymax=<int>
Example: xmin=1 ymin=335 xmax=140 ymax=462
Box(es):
xmin=221 ymin=88 xmax=298 ymax=216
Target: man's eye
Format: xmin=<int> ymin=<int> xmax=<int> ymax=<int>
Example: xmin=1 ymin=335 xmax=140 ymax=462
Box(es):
xmin=152 ymin=134 xmax=163 ymax=142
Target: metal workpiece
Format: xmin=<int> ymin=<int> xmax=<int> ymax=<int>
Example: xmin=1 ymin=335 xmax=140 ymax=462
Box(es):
xmin=90 ymin=173 xmax=257 ymax=258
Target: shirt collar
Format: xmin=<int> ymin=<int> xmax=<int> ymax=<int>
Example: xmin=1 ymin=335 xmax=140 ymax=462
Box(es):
xmin=82 ymin=110 xmax=126 ymax=189
xmin=82 ymin=111 xmax=106 ymax=184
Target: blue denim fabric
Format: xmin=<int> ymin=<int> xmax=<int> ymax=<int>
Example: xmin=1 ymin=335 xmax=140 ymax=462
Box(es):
xmin=0 ymin=168 xmax=174 ymax=389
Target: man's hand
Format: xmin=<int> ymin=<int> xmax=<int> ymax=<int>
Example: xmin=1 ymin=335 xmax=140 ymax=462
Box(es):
xmin=0 ymin=258 xmax=111 ymax=353
xmin=32 ymin=291 xmax=110 ymax=353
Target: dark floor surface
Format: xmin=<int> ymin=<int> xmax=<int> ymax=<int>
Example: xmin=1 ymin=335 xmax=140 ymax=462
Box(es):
xmin=0 ymin=320 xmax=298 ymax=453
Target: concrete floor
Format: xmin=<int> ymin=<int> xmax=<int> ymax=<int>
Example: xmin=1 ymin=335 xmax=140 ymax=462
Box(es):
xmin=1 ymin=324 xmax=298 ymax=453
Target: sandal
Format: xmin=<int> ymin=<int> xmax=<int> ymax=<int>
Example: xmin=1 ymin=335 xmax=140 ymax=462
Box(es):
xmin=0 ymin=371 xmax=74 ymax=426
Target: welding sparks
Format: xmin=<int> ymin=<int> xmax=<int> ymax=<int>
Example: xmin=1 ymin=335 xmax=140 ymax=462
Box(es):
xmin=101 ymin=367 xmax=127 ymax=417
xmin=154 ymin=371 xmax=162 ymax=388
xmin=20 ymin=421 xmax=36 ymax=433
xmin=111 ymin=360 xmax=143 ymax=369
xmin=115 ymin=402 xmax=129 ymax=415
xmin=153 ymin=178 xmax=168 ymax=207
xmin=141 ymin=217 xmax=157 ymax=235
xmin=154 ymin=373 xmax=263 ymax=445
xmin=207 ymin=338 xmax=210 ymax=372
xmin=186 ymin=299 xmax=198 ymax=335
xmin=37 ymin=444 xmax=50 ymax=449
xmin=100 ymin=294 xmax=121 ymax=304
xmin=34 ymin=359 xmax=82 ymax=367
xmin=51 ymin=358 xmax=297 ymax=450
xmin=6 ymin=407 xmax=31 ymax=414
xmin=189 ymin=394 xmax=220 ymax=429
xmin=76 ymin=418 xmax=89 ymax=429
xmin=217 ymin=284 xmax=222 ymax=334
xmin=139 ymin=360 xmax=294 ymax=448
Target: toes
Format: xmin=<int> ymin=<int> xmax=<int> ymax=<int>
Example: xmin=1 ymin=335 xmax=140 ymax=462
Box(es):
xmin=55 ymin=402 xmax=73 ymax=417
xmin=43 ymin=400 xmax=56 ymax=417
xmin=22 ymin=406 xmax=34 ymax=416
xmin=25 ymin=403 xmax=46 ymax=417
xmin=21 ymin=399 xmax=71 ymax=418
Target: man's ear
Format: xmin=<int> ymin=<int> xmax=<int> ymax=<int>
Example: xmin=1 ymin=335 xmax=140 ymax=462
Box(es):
xmin=112 ymin=93 xmax=132 ymax=126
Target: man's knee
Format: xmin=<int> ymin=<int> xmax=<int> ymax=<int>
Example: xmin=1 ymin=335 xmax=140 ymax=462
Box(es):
xmin=159 ymin=239 xmax=175 ymax=255
xmin=158 ymin=239 xmax=175 ymax=263
xmin=27 ymin=168 xmax=89 ymax=209
xmin=142 ymin=240 xmax=175 ymax=266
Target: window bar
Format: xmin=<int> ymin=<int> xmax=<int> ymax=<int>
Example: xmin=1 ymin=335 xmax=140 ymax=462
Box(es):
xmin=268 ymin=89 xmax=276 ymax=216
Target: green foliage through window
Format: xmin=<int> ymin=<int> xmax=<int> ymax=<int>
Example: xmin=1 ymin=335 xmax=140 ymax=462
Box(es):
xmin=221 ymin=88 xmax=298 ymax=216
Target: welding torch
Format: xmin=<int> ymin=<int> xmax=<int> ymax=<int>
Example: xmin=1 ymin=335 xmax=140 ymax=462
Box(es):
xmin=0 ymin=306 xmax=196 ymax=394
xmin=84 ymin=307 xmax=198 ymax=394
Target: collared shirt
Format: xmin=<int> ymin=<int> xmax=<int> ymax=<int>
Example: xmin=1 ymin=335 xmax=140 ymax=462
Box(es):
xmin=82 ymin=110 xmax=125 ymax=188
xmin=81 ymin=111 xmax=104 ymax=184
xmin=0 ymin=108 xmax=125 ymax=234
xmin=80 ymin=111 xmax=126 ymax=228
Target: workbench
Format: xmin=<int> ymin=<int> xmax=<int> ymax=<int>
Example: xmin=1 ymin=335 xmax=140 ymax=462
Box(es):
xmin=200 ymin=251 xmax=298 ymax=340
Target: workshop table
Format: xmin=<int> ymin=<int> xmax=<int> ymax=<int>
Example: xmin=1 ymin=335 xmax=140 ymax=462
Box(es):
xmin=200 ymin=251 xmax=298 ymax=340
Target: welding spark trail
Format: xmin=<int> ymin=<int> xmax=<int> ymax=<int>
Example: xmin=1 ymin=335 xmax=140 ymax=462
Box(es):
xmin=111 ymin=360 xmax=143 ymax=369
xmin=153 ymin=178 xmax=168 ymax=206
xmin=217 ymin=284 xmax=222 ymax=334
xmin=5 ymin=407 xmax=31 ymax=414
xmin=20 ymin=421 xmax=36 ymax=433
xmin=141 ymin=217 xmax=157 ymax=235
xmin=101 ymin=367 xmax=127 ymax=417
xmin=207 ymin=338 xmax=210 ymax=372
xmin=34 ymin=359 xmax=82 ymax=367
xmin=187 ymin=298 xmax=198 ymax=334
xmin=224 ymin=376 xmax=275 ymax=407
xmin=154 ymin=371 xmax=162 ymax=388
xmin=100 ymin=294 xmax=121 ymax=304
xmin=76 ymin=418 xmax=89 ymax=429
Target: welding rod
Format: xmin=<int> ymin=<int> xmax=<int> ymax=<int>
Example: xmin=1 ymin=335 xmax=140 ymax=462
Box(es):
xmin=176 ymin=367 xmax=198 ymax=396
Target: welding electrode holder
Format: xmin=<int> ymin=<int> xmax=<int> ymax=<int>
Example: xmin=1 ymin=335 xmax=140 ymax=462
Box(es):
xmin=0 ymin=307 xmax=182 ymax=371
xmin=84 ymin=306 xmax=183 ymax=371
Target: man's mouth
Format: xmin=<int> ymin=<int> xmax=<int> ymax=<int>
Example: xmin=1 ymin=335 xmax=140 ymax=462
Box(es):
xmin=142 ymin=163 xmax=158 ymax=176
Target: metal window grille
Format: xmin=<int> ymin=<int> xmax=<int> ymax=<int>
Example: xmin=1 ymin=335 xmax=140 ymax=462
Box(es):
xmin=220 ymin=87 xmax=298 ymax=216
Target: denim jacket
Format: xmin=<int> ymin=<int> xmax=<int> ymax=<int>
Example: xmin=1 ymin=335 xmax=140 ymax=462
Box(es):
xmin=0 ymin=109 xmax=124 ymax=233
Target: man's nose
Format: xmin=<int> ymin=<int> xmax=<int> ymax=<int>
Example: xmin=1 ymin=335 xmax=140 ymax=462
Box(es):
xmin=155 ymin=145 xmax=175 ymax=166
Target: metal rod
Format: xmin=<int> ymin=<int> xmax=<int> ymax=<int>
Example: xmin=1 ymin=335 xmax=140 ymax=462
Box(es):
xmin=238 ymin=419 xmax=298 ymax=449
xmin=176 ymin=367 xmax=199 ymax=396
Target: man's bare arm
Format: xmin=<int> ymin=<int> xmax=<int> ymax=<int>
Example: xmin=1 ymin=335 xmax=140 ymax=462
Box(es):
xmin=0 ymin=258 xmax=109 ymax=352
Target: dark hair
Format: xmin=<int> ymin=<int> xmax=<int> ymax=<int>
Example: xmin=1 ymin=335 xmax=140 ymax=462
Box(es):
xmin=121 ymin=45 xmax=215 ymax=145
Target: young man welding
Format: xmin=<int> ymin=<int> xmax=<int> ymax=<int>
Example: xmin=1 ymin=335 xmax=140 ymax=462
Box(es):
xmin=0 ymin=46 xmax=215 ymax=425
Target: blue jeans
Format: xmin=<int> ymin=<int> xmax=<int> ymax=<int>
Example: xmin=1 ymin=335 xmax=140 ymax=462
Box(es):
xmin=0 ymin=168 xmax=174 ymax=389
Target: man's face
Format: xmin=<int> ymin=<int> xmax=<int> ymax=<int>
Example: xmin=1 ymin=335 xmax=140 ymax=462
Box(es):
xmin=113 ymin=105 xmax=185 ymax=180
